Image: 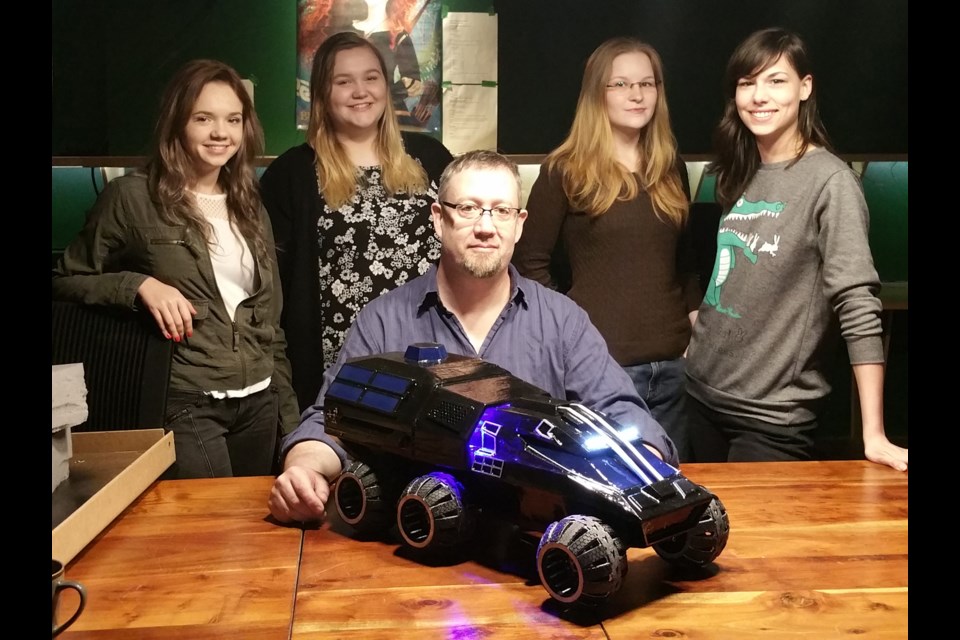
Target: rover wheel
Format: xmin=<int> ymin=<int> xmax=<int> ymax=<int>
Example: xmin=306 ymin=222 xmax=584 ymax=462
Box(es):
xmin=396 ymin=472 xmax=473 ymax=552
xmin=334 ymin=460 xmax=395 ymax=535
xmin=653 ymin=497 xmax=730 ymax=568
xmin=536 ymin=514 xmax=627 ymax=605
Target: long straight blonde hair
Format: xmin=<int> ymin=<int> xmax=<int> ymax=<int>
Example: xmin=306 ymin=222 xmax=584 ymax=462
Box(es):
xmin=545 ymin=37 xmax=688 ymax=226
xmin=307 ymin=31 xmax=428 ymax=209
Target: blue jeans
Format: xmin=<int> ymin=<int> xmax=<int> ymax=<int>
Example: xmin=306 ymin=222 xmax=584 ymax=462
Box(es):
xmin=162 ymin=386 xmax=279 ymax=479
xmin=623 ymin=357 xmax=690 ymax=463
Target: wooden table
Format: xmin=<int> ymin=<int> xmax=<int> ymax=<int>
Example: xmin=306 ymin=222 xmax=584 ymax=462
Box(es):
xmin=59 ymin=461 xmax=908 ymax=639
xmin=57 ymin=477 xmax=303 ymax=639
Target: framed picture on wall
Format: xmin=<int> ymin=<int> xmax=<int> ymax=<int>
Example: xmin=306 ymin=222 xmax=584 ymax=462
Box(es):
xmin=296 ymin=0 xmax=443 ymax=138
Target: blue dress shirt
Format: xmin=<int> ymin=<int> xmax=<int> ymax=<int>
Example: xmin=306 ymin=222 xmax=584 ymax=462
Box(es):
xmin=280 ymin=264 xmax=679 ymax=467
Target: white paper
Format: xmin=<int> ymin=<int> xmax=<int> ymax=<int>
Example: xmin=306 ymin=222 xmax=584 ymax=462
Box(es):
xmin=442 ymin=84 xmax=498 ymax=155
xmin=443 ymin=12 xmax=498 ymax=84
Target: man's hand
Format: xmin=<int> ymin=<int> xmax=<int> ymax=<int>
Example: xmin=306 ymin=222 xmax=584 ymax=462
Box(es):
xmin=268 ymin=465 xmax=332 ymax=523
xmin=267 ymin=440 xmax=343 ymax=524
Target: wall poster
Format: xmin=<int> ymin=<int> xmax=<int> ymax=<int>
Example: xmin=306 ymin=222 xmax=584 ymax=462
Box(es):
xmin=296 ymin=0 xmax=443 ymax=139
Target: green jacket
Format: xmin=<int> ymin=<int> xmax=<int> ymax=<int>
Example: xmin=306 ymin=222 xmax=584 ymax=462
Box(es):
xmin=52 ymin=173 xmax=301 ymax=434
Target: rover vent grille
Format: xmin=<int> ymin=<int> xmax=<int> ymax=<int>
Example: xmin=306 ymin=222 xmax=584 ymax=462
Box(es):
xmin=426 ymin=400 xmax=472 ymax=429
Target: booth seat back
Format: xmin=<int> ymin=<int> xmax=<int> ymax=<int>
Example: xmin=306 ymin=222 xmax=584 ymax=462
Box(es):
xmin=52 ymin=301 xmax=173 ymax=432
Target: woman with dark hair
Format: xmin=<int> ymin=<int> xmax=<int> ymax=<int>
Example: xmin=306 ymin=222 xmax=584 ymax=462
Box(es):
xmin=685 ymin=28 xmax=908 ymax=471
xmin=260 ymin=31 xmax=452 ymax=415
xmin=53 ymin=59 xmax=299 ymax=478
xmin=513 ymin=37 xmax=697 ymax=460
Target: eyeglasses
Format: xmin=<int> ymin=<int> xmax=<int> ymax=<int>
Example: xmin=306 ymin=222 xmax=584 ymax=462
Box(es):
xmin=605 ymin=80 xmax=659 ymax=94
xmin=440 ymin=201 xmax=521 ymax=223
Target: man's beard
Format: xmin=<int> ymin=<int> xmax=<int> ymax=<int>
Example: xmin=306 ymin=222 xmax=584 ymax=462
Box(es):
xmin=460 ymin=252 xmax=502 ymax=279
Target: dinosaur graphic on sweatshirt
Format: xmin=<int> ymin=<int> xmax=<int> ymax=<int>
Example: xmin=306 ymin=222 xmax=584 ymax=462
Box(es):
xmin=705 ymin=196 xmax=784 ymax=318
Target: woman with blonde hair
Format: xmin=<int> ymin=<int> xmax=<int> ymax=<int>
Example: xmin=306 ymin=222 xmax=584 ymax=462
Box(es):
xmin=54 ymin=59 xmax=299 ymax=478
xmin=260 ymin=31 xmax=452 ymax=415
xmin=513 ymin=36 xmax=698 ymax=460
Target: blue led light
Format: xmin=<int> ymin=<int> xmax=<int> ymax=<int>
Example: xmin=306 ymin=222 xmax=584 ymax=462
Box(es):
xmin=583 ymin=426 xmax=641 ymax=452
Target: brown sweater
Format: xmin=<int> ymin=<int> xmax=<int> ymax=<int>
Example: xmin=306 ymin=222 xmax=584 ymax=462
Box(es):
xmin=513 ymin=162 xmax=701 ymax=365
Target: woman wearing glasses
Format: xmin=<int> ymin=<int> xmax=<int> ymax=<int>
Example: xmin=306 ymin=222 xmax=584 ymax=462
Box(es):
xmin=684 ymin=28 xmax=907 ymax=471
xmin=260 ymin=31 xmax=453 ymax=417
xmin=513 ymin=37 xmax=698 ymax=461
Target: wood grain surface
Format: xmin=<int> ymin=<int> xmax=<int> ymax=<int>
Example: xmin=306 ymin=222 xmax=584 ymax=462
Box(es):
xmin=58 ymin=477 xmax=301 ymax=640
xmin=293 ymin=461 xmax=908 ymax=639
xmin=58 ymin=461 xmax=908 ymax=639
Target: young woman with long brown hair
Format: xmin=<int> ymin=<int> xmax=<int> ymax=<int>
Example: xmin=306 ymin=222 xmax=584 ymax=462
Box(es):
xmin=53 ymin=59 xmax=299 ymax=478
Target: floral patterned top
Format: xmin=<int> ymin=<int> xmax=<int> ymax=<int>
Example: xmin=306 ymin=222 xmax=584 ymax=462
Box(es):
xmin=317 ymin=166 xmax=441 ymax=370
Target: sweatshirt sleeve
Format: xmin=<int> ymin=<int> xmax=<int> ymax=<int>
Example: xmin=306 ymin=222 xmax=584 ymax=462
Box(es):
xmin=816 ymin=169 xmax=884 ymax=364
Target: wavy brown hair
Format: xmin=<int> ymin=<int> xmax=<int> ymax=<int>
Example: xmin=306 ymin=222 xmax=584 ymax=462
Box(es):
xmin=143 ymin=59 xmax=268 ymax=259
xmin=306 ymin=31 xmax=429 ymax=209
xmin=710 ymin=27 xmax=834 ymax=211
xmin=544 ymin=37 xmax=688 ymax=226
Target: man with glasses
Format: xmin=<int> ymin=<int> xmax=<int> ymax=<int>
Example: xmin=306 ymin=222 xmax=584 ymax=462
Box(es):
xmin=268 ymin=150 xmax=678 ymax=524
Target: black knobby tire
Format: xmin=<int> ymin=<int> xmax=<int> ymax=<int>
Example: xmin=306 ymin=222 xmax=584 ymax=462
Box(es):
xmin=396 ymin=472 xmax=473 ymax=551
xmin=536 ymin=514 xmax=627 ymax=605
xmin=334 ymin=460 xmax=394 ymax=535
xmin=653 ymin=497 xmax=730 ymax=568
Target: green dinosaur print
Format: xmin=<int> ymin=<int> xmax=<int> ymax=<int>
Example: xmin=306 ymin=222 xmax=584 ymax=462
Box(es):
xmin=705 ymin=196 xmax=784 ymax=318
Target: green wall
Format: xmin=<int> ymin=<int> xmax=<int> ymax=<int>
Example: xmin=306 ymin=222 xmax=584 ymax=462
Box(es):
xmin=53 ymin=1 xmax=490 ymax=157
xmin=54 ymin=1 xmax=301 ymax=156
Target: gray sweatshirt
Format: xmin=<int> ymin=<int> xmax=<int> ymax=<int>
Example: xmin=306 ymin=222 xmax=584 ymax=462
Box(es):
xmin=686 ymin=148 xmax=884 ymax=424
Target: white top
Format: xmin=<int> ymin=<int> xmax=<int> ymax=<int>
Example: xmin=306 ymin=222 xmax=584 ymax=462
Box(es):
xmin=192 ymin=190 xmax=270 ymax=398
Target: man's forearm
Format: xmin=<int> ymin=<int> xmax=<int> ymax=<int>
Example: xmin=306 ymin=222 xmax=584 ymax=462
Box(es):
xmin=283 ymin=440 xmax=343 ymax=482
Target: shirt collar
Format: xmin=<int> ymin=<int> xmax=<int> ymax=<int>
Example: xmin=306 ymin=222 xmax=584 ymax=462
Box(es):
xmin=416 ymin=263 xmax=528 ymax=316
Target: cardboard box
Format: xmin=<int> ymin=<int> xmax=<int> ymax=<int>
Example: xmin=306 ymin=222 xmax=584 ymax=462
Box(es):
xmin=52 ymin=429 xmax=175 ymax=564
xmin=52 ymin=363 xmax=89 ymax=493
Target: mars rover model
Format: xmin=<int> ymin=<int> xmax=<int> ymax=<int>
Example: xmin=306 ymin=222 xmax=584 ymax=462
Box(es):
xmin=325 ymin=343 xmax=729 ymax=606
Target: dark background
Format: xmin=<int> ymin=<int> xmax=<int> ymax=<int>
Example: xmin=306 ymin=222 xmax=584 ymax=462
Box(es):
xmin=52 ymin=0 xmax=908 ymax=157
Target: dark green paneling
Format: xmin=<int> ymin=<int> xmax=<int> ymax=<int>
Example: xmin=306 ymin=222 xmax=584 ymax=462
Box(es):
xmin=52 ymin=168 xmax=105 ymax=251
xmin=863 ymin=162 xmax=908 ymax=282
xmin=54 ymin=1 xmax=302 ymax=156
xmin=694 ymin=172 xmax=717 ymax=204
